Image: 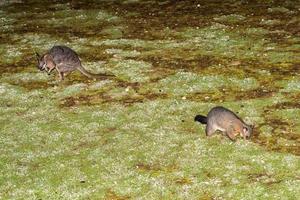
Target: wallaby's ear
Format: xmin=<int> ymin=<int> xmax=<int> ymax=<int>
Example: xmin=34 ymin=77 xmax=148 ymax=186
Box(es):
xmin=35 ymin=52 xmax=40 ymax=60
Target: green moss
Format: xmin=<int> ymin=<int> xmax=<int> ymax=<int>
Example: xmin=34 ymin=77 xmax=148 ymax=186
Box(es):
xmin=1 ymin=1 xmax=300 ymax=199
xmin=105 ymin=48 xmax=141 ymax=58
xmin=260 ymin=19 xmax=282 ymax=26
xmin=214 ymin=14 xmax=246 ymax=24
xmin=0 ymin=11 xmax=15 ymax=33
xmin=266 ymin=51 xmax=298 ymax=63
xmin=55 ymin=83 xmax=87 ymax=98
xmin=244 ymin=28 xmax=270 ymax=36
xmin=100 ymin=26 xmax=123 ymax=39
xmin=267 ymin=7 xmax=292 ymax=14
xmin=174 ymin=26 xmax=267 ymax=60
xmin=142 ymin=71 xmax=259 ymax=96
xmin=107 ymin=59 xmax=152 ymax=82
xmin=0 ymin=44 xmax=23 ymax=64
xmin=14 ymin=33 xmax=65 ymax=49
xmin=280 ymin=78 xmax=300 ymax=92
xmin=1 ymin=72 xmax=49 ymax=82
xmin=46 ymin=9 xmax=120 ymax=28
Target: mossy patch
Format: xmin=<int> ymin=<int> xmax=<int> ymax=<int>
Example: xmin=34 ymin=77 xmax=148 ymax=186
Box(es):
xmin=105 ymin=48 xmax=141 ymax=58
xmin=142 ymin=71 xmax=259 ymax=97
xmin=107 ymin=59 xmax=153 ymax=82
xmin=0 ymin=44 xmax=23 ymax=64
xmin=267 ymin=7 xmax=293 ymax=14
xmin=100 ymin=26 xmax=124 ymax=39
xmin=45 ymin=9 xmax=120 ymax=28
xmin=260 ymin=19 xmax=282 ymax=26
xmin=0 ymin=10 xmax=15 ymax=33
xmin=1 ymin=0 xmax=300 ymax=199
xmin=214 ymin=14 xmax=246 ymax=24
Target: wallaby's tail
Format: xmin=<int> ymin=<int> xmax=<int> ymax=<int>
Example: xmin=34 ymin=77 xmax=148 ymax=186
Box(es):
xmin=77 ymin=65 xmax=115 ymax=79
xmin=194 ymin=115 xmax=207 ymax=124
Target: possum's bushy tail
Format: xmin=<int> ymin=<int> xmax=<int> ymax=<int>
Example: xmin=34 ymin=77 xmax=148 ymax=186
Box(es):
xmin=194 ymin=115 xmax=207 ymax=124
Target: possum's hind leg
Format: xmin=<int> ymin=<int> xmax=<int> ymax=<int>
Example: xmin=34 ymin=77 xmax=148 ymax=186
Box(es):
xmin=226 ymin=126 xmax=237 ymax=141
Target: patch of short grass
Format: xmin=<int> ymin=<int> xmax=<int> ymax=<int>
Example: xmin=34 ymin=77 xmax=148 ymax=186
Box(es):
xmin=141 ymin=71 xmax=259 ymax=96
xmin=1 ymin=1 xmax=300 ymax=199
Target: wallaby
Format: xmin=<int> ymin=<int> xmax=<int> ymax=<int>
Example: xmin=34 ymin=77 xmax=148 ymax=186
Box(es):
xmin=36 ymin=45 xmax=114 ymax=80
xmin=194 ymin=106 xmax=252 ymax=141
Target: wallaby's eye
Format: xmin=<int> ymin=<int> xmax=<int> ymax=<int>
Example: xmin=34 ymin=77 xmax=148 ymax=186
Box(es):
xmin=37 ymin=60 xmax=46 ymax=71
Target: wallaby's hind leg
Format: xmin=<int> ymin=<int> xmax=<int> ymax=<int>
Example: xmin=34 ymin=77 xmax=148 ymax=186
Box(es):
xmin=47 ymin=67 xmax=56 ymax=75
xmin=205 ymin=123 xmax=216 ymax=137
xmin=63 ymin=72 xmax=71 ymax=78
xmin=58 ymin=72 xmax=64 ymax=81
xmin=53 ymin=64 xmax=63 ymax=80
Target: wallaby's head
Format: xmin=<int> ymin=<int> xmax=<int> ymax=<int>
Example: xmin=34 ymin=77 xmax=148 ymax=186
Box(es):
xmin=35 ymin=52 xmax=55 ymax=72
xmin=242 ymin=124 xmax=253 ymax=139
xmin=35 ymin=52 xmax=46 ymax=71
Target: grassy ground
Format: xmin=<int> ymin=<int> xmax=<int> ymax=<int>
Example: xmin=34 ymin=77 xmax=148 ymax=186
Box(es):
xmin=0 ymin=0 xmax=300 ymax=199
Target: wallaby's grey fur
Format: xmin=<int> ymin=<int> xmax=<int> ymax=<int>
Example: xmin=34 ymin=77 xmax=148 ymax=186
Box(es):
xmin=36 ymin=45 xmax=114 ymax=80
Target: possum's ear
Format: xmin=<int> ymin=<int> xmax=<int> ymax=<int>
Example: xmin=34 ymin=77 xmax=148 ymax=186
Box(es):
xmin=243 ymin=126 xmax=252 ymax=135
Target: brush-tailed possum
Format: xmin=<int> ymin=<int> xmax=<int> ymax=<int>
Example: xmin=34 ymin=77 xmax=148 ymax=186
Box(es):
xmin=194 ymin=106 xmax=252 ymax=141
xmin=36 ymin=45 xmax=114 ymax=80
